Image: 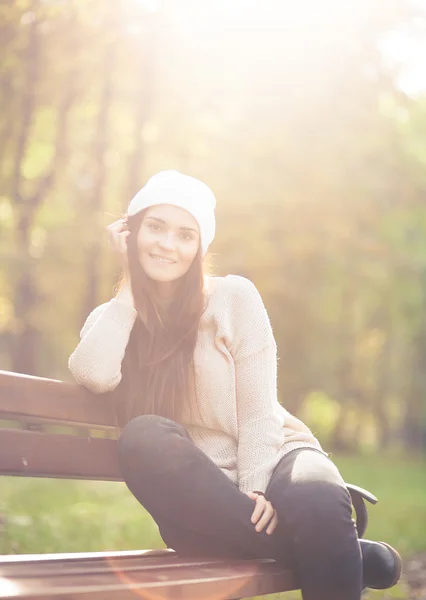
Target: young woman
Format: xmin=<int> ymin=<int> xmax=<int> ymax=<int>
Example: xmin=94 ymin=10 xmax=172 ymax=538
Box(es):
xmin=69 ymin=170 xmax=402 ymax=600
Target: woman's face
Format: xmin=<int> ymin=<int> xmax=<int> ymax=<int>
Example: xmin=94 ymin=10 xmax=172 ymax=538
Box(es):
xmin=137 ymin=204 xmax=200 ymax=291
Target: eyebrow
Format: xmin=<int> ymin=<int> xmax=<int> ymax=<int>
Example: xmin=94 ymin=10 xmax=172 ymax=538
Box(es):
xmin=145 ymin=216 xmax=199 ymax=235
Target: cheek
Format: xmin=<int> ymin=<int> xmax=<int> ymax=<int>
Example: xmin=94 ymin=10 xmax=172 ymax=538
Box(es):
xmin=136 ymin=230 xmax=144 ymax=249
xmin=137 ymin=230 xmax=151 ymax=253
xmin=181 ymin=243 xmax=199 ymax=265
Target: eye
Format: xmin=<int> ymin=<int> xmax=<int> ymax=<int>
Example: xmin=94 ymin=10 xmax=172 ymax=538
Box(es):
xmin=180 ymin=232 xmax=193 ymax=241
xmin=147 ymin=222 xmax=162 ymax=232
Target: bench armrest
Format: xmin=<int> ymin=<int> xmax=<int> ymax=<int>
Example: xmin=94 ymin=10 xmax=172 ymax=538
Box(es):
xmin=346 ymin=483 xmax=378 ymax=539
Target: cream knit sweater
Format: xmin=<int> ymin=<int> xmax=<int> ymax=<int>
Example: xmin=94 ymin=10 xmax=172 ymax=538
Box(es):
xmin=68 ymin=274 xmax=326 ymax=494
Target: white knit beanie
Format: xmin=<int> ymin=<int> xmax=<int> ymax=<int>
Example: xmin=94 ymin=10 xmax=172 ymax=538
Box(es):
xmin=127 ymin=170 xmax=216 ymax=256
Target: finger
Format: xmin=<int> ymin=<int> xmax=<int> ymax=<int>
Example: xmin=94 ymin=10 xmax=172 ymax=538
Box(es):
xmin=251 ymin=496 xmax=267 ymax=524
xmin=109 ymin=231 xmax=120 ymax=252
xmin=256 ymin=509 xmax=275 ymax=533
xmin=255 ymin=504 xmax=275 ymax=532
xmin=246 ymin=492 xmax=258 ymax=501
xmin=246 ymin=491 xmax=258 ymax=497
xmin=246 ymin=491 xmax=261 ymax=521
xmin=107 ymin=219 xmax=127 ymax=234
xmin=266 ymin=512 xmax=278 ymax=535
xmin=108 ymin=226 xmax=127 ymax=251
xmin=106 ymin=223 xmax=121 ymax=247
xmin=250 ymin=495 xmax=265 ymax=524
xmin=119 ymin=231 xmax=130 ymax=254
xmin=106 ymin=219 xmax=123 ymax=231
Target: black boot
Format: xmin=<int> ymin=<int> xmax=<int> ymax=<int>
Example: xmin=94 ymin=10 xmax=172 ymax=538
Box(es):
xmin=361 ymin=540 xmax=402 ymax=590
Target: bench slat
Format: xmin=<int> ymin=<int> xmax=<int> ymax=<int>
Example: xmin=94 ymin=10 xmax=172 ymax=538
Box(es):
xmin=0 ymin=551 xmax=297 ymax=599
xmin=0 ymin=429 xmax=121 ymax=480
xmin=0 ymin=371 xmax=116 ymax=429
xmin=0 ymin=550 xmax=174 ymax=574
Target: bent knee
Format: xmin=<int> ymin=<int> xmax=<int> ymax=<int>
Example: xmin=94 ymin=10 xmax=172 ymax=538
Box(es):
xmin=282 ymin=480 xmax=353 ymax=532
xmin=118 ymin=414 xmax=187 ymax=465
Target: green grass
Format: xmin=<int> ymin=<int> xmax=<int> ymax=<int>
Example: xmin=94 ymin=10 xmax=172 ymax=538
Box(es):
xmin=1 ymin=454 xmax=425 ymax=599
xmin=333 ymin=453 xmax=426 ymax=557
xmin=0 ymin=478 xmax=164 ymax=554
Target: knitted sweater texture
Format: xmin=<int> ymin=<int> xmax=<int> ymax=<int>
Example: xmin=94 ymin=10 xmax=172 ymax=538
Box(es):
xmin=68 ymin=274 xmax=325 ymax=494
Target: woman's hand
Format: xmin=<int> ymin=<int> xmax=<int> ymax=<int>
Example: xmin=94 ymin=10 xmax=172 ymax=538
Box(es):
xmin=107 ymin=219 xmax=135 ymax=308
xmin=246 ymin=492 xmax=278 ymax=535
xmin=106 ymin=218 xmax=131 ymax=275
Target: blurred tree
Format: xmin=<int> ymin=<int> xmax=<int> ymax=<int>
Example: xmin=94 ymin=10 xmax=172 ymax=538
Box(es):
xmin=1 ymin=0 xmax=425 ymax=454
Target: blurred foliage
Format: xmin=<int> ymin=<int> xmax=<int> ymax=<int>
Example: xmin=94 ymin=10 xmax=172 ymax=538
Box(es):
xmin=1 ymin=0 xmax=426 ymax=455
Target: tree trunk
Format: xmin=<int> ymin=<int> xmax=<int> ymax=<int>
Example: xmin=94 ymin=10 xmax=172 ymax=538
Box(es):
xmin=81 ymin=42 xmax=115 ymax=320
xmin=11 ymin=11 xmax=74 ymax=374
xmin=403 ymin=329 xmax=426 ymax=453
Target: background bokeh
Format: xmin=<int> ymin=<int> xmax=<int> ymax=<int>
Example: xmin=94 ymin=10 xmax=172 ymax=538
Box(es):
xmin=1 ymin=1 xmax=426 ymax=598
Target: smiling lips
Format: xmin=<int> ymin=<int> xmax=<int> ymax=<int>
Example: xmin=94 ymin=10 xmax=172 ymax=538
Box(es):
xmin=150 ymin=254 xmax=176 ymax=264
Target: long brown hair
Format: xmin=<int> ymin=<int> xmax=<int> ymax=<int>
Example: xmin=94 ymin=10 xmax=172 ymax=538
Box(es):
xmin=111 ymin=208 xmax=212 ymax=428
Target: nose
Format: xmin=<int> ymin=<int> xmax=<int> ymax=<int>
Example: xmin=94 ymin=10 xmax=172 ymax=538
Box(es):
xmin=158 ymin=232 xmax=176 ymax=252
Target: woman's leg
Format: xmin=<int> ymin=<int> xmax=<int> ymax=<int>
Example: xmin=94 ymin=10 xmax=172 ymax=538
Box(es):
xmin=118 ymin=415 xmax=372 ymax=600
xmin=117 ymin=414 xmax=283 ymax=560
xmin=266 ymin=448 xmax=363 ymax=600
xmin=157 ymin=516 xmax=255 ymax=559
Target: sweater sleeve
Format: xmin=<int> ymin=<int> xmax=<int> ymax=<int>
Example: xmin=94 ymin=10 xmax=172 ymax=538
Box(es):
xmin=68 ymin=299 xmax=138 ymax=394
xmin=226 ymin=276 xmax=287 ymax=494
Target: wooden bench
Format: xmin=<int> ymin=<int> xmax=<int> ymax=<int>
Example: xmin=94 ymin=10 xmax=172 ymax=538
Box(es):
xmin=0 ymin=370 xmax=377 ymax=599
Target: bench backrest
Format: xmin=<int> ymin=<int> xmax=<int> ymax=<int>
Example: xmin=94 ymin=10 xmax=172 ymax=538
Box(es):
xmin=0 ymin=370 xmax=121 ymax=480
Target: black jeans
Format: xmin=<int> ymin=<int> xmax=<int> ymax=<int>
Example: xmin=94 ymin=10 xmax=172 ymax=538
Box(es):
xmin=117 ymin=414 xmax=363 ymax=600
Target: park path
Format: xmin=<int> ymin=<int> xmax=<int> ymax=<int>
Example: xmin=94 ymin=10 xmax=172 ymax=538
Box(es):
xmin=402 ymin=552 xmax=426 ymax=600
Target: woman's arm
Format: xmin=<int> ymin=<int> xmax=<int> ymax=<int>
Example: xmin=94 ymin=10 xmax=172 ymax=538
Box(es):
xmin=227 ymin=276 xmax=321 ymax=494
xmin=68 ymin=294 xmax=137 ymax=393
xmin=234 ymin=342 xmax=285 ymax=494
xmin=282 ymin=411 xmax=314 ymax=435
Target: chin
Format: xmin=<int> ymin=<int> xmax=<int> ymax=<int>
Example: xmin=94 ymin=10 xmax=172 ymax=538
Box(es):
xmin=142 ymin=264 xmax=180 ymax=283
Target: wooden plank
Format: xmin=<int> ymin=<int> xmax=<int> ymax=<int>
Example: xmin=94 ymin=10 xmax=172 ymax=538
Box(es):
xmin=0 ymin=550 xmax=298 ymax=599
xmin=0 ymin=429 xmax=122 ymax=480
xmin=0 ymin=549 xmax=175 ymax=569
xmin=0 ymin=371 xmax=116 ymax=429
